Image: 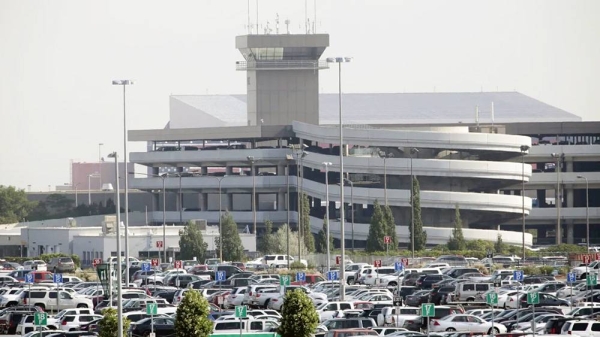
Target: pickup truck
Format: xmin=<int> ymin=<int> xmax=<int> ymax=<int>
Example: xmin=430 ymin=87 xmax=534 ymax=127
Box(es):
xmin=250 ymin=288 xmax=282 ymax=308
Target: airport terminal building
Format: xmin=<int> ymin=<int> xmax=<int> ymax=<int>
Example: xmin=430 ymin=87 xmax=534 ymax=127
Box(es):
xmin=125 ymin=33 xmax=598 ymax=248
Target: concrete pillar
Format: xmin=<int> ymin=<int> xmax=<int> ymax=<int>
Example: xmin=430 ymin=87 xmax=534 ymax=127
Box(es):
xmin=227 ymin=193 xmax=234 ymax=212
xmin=567 ymin=223 xmax=575 ymax=244
xmin=277 ymin=192 xmax=285 ymax=211
xmin=201 ymin=193 xmax=208 ymax=211
xmin=226 ymin=166 xmax=233 ymax=175
xmin=277 ymin=164 xmax=285 ymax=175
xmin=201 ymin=167 xmax=208 ymax=175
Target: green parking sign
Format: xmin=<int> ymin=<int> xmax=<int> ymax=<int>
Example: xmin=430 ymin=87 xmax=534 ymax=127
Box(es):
xmin=280 ymin=275 xmax=291 ymax=286
xmin=146 ymin=303 xmax=158 ymax=315
xmin=587 ymin=274 xmax=598 ymax=286
xmin=421 ymin=303 xmax=435 ymax=317
xmin=486 ymin=292 xmax=498 ymax=306
xmin=235 ymin=305 xmax=247 ymax=318
xmin=527 ymin=292 xmax=540 ymax=305
xmin=34 ymin=312 xmax=47 ymax=326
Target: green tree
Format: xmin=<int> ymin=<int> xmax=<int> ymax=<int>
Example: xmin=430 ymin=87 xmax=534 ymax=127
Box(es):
xmin=410 ymin=177 xmax=427 ymax=251
xmin=277 ymin=289 xmax=319 ymax=337
xmin=174 ymin=289 xmax=213 ymax=337
xmin=259 ymin=220 xmax=277 ymax=254
xmin=98 ymin=307 xmax=130 ymax=337
xmin=179 ymin=220 xmax=208 ymax=261
xmin=447 ymin=205 xmax=466 ymax=250
xmin=316 ymin=219 xmax=333 ymax=253
xmin=45 ymin=194 xmax=74 ymax=216
xmin=300 ymin=193 xmax=315 ymax=253
xmin=215 ymin=212 xmax=245 ymax=261
xmin=273 ymin=224 xmax=308 ymax=256
xmin=495 ymin=233 xmax=504 ymax=253
xmin=0 ymin=185 xmax=33 ymax=224
xmin=366 ymin=200 xmax=386 ymax=252
xmin=383 ymin=205 xmax=397 ymax=250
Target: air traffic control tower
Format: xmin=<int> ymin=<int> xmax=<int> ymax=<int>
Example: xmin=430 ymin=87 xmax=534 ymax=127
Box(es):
xmin=236 ymin=34 xmax=329 ymax=126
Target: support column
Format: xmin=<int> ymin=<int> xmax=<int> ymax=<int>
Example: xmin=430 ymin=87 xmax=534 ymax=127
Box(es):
xmin=277 ymin=191 xmax=286 ymax=211
xmin=567 ymin=183 xmax=575 ymax=244
xmin=567 ymin=223 xmax=575 ymax=244
xmin=226 ymin=165 xmax=233 ymax=175
xmin=201 ymin=193 xmax=208 ymax=211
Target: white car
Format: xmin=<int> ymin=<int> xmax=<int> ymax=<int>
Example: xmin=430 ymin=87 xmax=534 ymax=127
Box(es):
xmin=355 ymin=293 xmax=393 ymax=305
xmin=59 ymin=314 xmax=103 ymax=331
xmin=571 ymin=261 xmax=600 ymax=280
xmin=224 ymin=287 xmax=247 ymax=309
xmin=504 ymin=291 xmax=527 ymax=309
xmin=430 ymin=314 xmax=507 ymax=334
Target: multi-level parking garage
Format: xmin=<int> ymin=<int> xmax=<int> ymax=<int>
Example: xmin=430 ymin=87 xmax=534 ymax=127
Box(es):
xmin=129 ymin=120 xmax=536 ymax=248
xmin=126 ymin=32 xmax=595 ymax=248
xmin=501 ymin=122 xmax=600 ymax=245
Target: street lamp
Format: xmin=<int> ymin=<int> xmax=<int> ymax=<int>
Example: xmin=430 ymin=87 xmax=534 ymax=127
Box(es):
xmin=113 ymin=79 xmax=133 ymax=285
xmin=520 ymin=145 xmax=530 ymax=259
xmin=323 ymin=161 xmax=332 ymax=271
xmin=247 ymin=156 xmax=259 ymax=235
xmin=326 ymin=56 xmax=352 ymax=300
xmin=378 ymin=150 xmax=394 ymax=206
xmin=286 ymin=154 xmax=294 ymax=268
xmin=290 ymin=144 xmax=308 ymax=260
xmin=98 ymin=143 xmax=104 ymax=188
xmin=134 ymin=171 xmax=167 ymax=262
xmin=88 ymin=173 xmax=100 ymax=205
xmin=107 ymin=152 xmax=123 ymax=337
xmin=212 ymin=175 xmax=230 ymax=262
xmin=409 ymin=148 xmax=419 ymax=258
xmin=577 ymin=175 xmax=590 ymax=251
xmin=343 ymin=178 xmax=355 ymax=252
xmin=551 ymin=153 xmax=565 ymax=244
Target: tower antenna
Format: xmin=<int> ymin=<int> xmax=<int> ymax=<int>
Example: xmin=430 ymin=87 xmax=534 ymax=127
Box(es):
xmin=276 ymin=13 xmax=279 ymax=34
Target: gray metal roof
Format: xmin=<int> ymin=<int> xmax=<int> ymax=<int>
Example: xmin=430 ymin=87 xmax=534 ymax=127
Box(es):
xmin=169 ymin=92 xmax=580 ymax=128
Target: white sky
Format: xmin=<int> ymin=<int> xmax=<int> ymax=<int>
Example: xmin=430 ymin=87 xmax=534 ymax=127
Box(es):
xmin=1 ymin=0 xmax=599 ymax=191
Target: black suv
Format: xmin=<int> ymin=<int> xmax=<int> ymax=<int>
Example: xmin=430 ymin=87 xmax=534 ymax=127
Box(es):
xmin=428 ymin=285 xmax=456 ymax=305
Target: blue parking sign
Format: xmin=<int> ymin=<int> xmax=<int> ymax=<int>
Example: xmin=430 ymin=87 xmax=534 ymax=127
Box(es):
xmin=296 ymin=272 xmax=306 ymax=282
xmin=327 ymin=271 xmax=338 ymax=281
xmin=513 ymin=270 xmax=524 ymax=282
xmin=394 ymin=262 xmax=404 ymax=272
xmin=141 ymin=262 xmax=151 ymax=272
xmin=25 ymin=273 xmax=34 ymax=284
xmin=215 ymin=271 xmax=226 ymax=281
xmin=53 ymin=273 xmax=63 ymax=284
xmin=567 ymin=272 xmax=577 ymax=284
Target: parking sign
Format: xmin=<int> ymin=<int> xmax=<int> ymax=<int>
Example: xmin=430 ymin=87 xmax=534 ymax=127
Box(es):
xmin=374 ymin=260 xmax=382 ymax=268
xmin=215 ymin=271 xmax=226 ymax=281
xmin=296 ymin=272 xmax=306 ymax=283
xmin=25 ymin=273 xmax=34 ymax=284
xmin=53 ymin=273 xmax=63 ymax=284
xmin=567 ymin=272 xmax=577 ymax=284
xmin=513 ymin=270 xmax=524 ymax=282
xmin=141 ymin=262 xmax=151 ymax=272
xmin=401 ymin=258 xmax=409 ymax=266
xmin=394 ymin=261 xmax=404 ymax=272
xmin=327 ymin=271 xmax=338 ymax=281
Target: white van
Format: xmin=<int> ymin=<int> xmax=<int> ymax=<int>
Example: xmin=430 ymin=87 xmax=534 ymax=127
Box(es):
xmin=452 ymin=282 xmax=492 ymax=302
xmin=212 ymin=319 xmax=279 ymax=333
xmin=561 ymin=320 xmax=600 ymax=337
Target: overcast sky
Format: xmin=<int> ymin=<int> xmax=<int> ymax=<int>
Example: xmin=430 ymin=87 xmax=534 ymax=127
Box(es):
xmin=1 ymin=0 xmax=599 ymax=191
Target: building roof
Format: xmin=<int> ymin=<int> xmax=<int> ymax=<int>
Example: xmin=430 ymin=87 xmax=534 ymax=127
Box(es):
xmin=168 ymin=92 xmax=580 ymax=129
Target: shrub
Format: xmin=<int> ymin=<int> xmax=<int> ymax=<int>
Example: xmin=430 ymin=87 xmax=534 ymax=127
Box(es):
xmin=278 ymin=289 xmax=319 ymax=337
xmin=174 ymin=287 xmax=213 ymax=337
xmin=98 ymin=308 xmax=130 ymax=337
xmin=290 ymin=261 xmax=306 ymax=270
xmin=539 ymin=266 xmax=555 ymax=275
xmin=522 ymin=265 xmax=540 ymax=275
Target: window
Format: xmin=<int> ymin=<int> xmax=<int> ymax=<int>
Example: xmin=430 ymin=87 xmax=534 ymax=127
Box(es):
xmin=591 ymin=323 xmax=600 ymax=332
xmin=453 ymin=316 xmax=467 ymax=322
xmin=475 ymin=284 xmax=489 ymax=291
xmin=462 ymin=284 xmax=475 ymax=291
xmin=572 ymin=323 xmax=588 ymax=331
xmin=216 ymin=322 xmax=240 ymax=330
xmin=362 ymin=320 xmax=374 ymax=328
xmin=340 ymin=303 xmax=351 ymax=310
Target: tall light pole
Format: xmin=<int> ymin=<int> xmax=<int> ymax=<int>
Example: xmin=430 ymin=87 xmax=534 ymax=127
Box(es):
xmin=74 ymin=183 xmax=79 ymax=206
xmin=88 ymin=173 xmax=100 ymax=205
xmin=286 ymin=155 xmax=293 ymax=268
xmin=112 ymin=79 xmax=133 ymax=285
xmin=520 ymin=145 xmax=530 ymax=259
xmin=379 ymin=151 xmax=394 ymax=206
xmin=98 ymin=143 xmax=104 ymax=188
xmin=326 ymin=56 xmax=351 ymax=300
xmin=213 ymin=175 xmax=230 ymax=262
xmin=247 ymin=156 xmax=258 ymax=235
xmin=107 ymin=152 xmax=123 ymax=337
xmin=343 ymin=178 xmax=355 ymax=252
xmin=290 ymin=145 xmax=308 ymax=260
xmin=577 ymin=175 xmax=590 ymax=251
xmin=551 ymin=153 xmax=564 ymax=244
xmin=135 ymin=172 xmax=167 ymax=262
xmin=323 ymin=162 xmax=332 ymax=271
xmin=410 ymin=148 xmax=419 ymax=258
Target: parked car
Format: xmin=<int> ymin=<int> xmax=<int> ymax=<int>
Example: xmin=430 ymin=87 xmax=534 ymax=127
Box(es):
xmin=48 ymin=258 xmax=76 ymax=273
